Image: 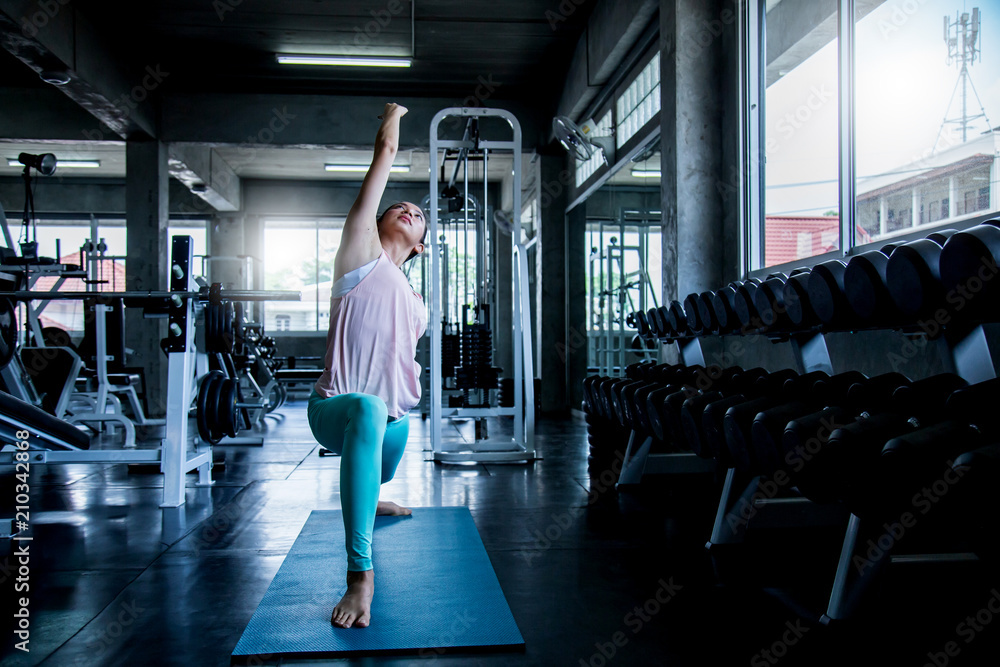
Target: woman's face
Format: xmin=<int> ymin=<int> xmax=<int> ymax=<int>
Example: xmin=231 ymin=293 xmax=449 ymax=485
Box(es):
xmin=382 ymin=202 xmax=426 ymax=247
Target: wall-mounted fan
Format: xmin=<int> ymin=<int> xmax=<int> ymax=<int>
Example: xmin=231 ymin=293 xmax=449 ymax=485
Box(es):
xmin=493 ymin=210 xmax=515 ymax=235
xmin=552 ymin=116 xmax=613 ymax=164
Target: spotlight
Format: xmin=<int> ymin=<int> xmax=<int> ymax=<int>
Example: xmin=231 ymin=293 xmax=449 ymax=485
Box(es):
xmin=18 ymin=153 xmax=57 ymax=176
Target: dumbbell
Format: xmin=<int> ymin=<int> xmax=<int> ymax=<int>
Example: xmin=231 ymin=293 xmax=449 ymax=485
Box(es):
xmin=877 ymin=378 xmax=1000 ymax=503
xmin=723 ymin=370 xmax=832 ymax=471
xmin=879 ymin=419 xmax=985 ymax=517
xmin=843 ymin=244 xmax=900 ymax=325
xmin=666 ymin=301 xmax=690 ymax=337
xmin=649 ymin=306 xmax=671 ymax=338
xmin=807 ymin=259 xmax=859 ymax=328
xmin=733 ymin=278 xmax=764 ymax=331
xmin=696 ymin=292 xmax=721 ymax=334
xmin=683 ymin=293 xmax=706 ymax=335
xmin=699 ymin=368 xmax=800 ymax=467
xmin=615 ymin=363 xmax=689 ymax=435
xmin=780 ymin=372 xmax=909 ymax=459
xmin=780 ymin=372 xmax=910 ymax=498
xmin=938 ymin=219 xmax=1000 ymax=320
xmin=886 ymin=230 xmax=959 ymax=318
xmin=641 ymin=365 xmax=708 ymax=444
xmin=753 ymin=272 xmax=797 ymax=331
xmin=656 ymin=365 xmax=745 ymax=452
xmin=712 ymin=284 xmax=741 ymax=334
xmin=796 ymin=373 xmax=968 ymax=510
xmin=682 ymin=367 xmax=769 ymax=458
xmin=750 ymin=370 xmax=868 ymax=475
xmin=781 ymin=269 xmax=819 ymax=328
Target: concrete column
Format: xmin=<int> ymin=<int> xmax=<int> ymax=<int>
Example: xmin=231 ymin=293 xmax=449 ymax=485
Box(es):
xmin=911 ymin=188 xmax=920 ymax=229
xmin=539 ymin=151 xmax=571 ymax=414
xmin=125 ymin=139 xmax=169 ymax=416
xmin=566 ymin=203 xmax=588 ymax=412
xmin=660 ymin=0 xmax=728 ymax=305
xmin=208 ymin=214 xmax=248 ymax=289
xmin=879 ymin=197 xmax=888 ymax=235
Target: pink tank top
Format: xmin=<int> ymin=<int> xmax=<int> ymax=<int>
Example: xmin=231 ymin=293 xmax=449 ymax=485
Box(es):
xmin=314 ymin=249 xmax=427 ymax=418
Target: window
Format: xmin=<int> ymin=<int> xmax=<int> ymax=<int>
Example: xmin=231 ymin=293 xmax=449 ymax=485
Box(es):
xmin=745 ymin=0 xmax=1000 ymax=270
xmin=263 ymin=218 xmax=343 ymax=333
xmin=760 ymin=1 xmax=839 ymax=267
xmin=616 ymin=53 xmax=661 ymax=146
xmin=20 ymin=217 xmax=207 ymax=333
xmin=856 ymin=2 xmax=998 ymax=244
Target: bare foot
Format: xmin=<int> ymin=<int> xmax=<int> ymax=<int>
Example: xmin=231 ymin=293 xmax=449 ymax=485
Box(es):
xmin=376 ymin=500 xmax=412 ymax=516
xmin=331 ymin=569 xmax=374 ymax=628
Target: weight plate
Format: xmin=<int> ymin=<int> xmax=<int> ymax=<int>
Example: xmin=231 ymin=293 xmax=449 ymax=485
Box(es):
xmin=206 ymin=372 xmax=227 ymax=442
xmin=224 ymin=302 xmax=235 ymax=353
xmin=197 ymin=371 xmax=224 ymax=445
xmin=0 ymin=298 xmax=16 ymax=371
xmin=219 ymin=378 xmax=238 ymax=438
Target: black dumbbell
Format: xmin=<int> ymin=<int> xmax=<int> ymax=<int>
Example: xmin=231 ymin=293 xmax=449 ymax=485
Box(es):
xmin=644 ymin=365 xmax=706 ymax=443
xmin=938 ymin=220 xmax=1000 ymax=320
xmin=700 ymin=368 xmax=800 ymax=467
xmin=886 ymin=230 xmax=960 ymax=318
xmin=682 ymin=367 xmax=768 ymax=458
xmin=844 ymin=244 xmax=900 ymax=325
xmin=666 ymin=301 xmax=689 ymax=337
xmin=627 ymin=364 xmax=693 ymax=437
xmin=696 ymin=292 xmax=720 ymax=334
xmin=794 ymin=373 xmax=967 ymax=509
xmin=712 ymin=284 xmax=741 ymax=334
xmin=751 ymin=370 xmax=868 ymax=475
xmin=781 ymin=270 xmax=818 ymax=328
xmin=780 ymin=371 xmax=909 ymax=466
xmin=733 ymin=278 xmax=764 ymax=331
xmin=754 ymin=273 xmax=790 ymax=330
xmin=724 ymin=370 xmax=832 ymax=471
xmin=807 ymin=259 xmax=859 ymax=328
xmin=683 ymin=293 xmax=706 ymax=335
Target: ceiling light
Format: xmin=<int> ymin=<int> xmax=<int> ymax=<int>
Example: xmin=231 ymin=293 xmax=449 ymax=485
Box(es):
xmin=631 ymin=169 xmax=661 ymax=178
xmin=39 ymin=69 xmax=71 ymax=85
xmin=277 ymin=55 xmax=412 ymax=68
xmin=325 ymin=164 xmax=410 ymax=173
xmin=8 ymin=158 xmax=100 ymax=168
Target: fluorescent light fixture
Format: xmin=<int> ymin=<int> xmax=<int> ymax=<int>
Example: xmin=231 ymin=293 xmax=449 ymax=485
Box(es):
xmin=326 ymin=164 xmax=410 ymax=173
xmin=631 ymin=169 xmax=661 ymax=178
xmin=7 ymin=158 xmax=100 ymax=168
xmin=276 ymin=55 xmax=412 ymax=68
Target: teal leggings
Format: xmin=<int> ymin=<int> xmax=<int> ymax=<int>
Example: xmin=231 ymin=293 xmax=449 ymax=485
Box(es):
xmin=307 ymin=390 xmax=409 ymax=571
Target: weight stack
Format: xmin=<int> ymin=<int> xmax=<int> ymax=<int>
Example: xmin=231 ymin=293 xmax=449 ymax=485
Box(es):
xmin=455 ymin=323 xmax=501 ymax=392
xmin=442 ymin=331 xmax=461 ymax=379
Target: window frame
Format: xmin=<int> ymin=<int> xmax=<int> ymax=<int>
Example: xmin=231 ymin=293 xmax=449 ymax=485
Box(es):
xmin=741 ymin=0 xmax=999 ymax=278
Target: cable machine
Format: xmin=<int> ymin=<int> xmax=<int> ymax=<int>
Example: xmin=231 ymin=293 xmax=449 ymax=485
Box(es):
xmin=428 ymin=107 xmax=535 ymax=462
xmin=587 ymin=209 xmax=660 ymax=376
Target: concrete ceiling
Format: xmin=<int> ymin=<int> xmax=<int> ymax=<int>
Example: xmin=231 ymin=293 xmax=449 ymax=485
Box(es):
xmin=59 ymin=0 xmax=596 ymax=103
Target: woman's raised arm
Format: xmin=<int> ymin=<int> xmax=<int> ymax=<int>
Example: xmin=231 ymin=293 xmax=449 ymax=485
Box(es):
xmin=334 ymin=102 xmax=408 ymax=280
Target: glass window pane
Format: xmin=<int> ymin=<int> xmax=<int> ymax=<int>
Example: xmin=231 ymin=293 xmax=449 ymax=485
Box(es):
xmin=763 ymin=1 xmax=840 ymax=267
xmin=264 ymin=223 xmax=318 ymax=332
xmin=856 ymin=1 xmax=999 ymax=244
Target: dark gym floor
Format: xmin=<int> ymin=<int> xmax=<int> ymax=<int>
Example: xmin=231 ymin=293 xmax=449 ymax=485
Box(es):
xmin=1 ymin=399 xmax=998 ymax=666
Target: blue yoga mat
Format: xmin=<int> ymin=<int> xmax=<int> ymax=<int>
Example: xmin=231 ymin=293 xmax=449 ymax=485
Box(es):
xmin=231 ymin=507 xmax=524 ymax=662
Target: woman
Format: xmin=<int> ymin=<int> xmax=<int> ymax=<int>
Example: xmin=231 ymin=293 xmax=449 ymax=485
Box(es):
xmin=307 ymin=102 xmax=428 ymax=629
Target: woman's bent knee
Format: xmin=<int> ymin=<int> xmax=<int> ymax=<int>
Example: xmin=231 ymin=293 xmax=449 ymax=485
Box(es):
xmin=345 ymin=393 xmax=388 ymax=425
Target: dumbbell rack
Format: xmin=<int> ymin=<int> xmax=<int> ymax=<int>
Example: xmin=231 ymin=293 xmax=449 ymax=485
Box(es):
xmin=618 ymin=219 xmax=1000 ymax=623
